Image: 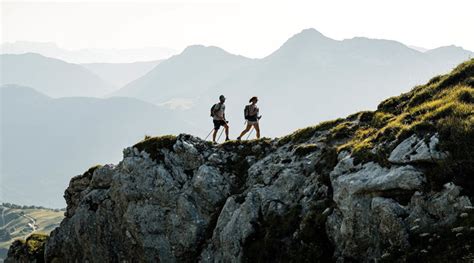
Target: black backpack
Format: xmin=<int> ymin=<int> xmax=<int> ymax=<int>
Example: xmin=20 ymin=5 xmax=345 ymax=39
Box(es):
xmin=210 ymin=103 xmax=220 ymax=117
xmin=244 ymin=105 xmax=250 ymax=120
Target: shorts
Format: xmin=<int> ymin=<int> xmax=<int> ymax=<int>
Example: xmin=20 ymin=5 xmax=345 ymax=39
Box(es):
xmin=247 ymin=121 xmax=259 ymax=125
xmin=213 ymin=119 xmax=227 ymax=130
xmin=246 ymin=116 xmax=258 ymax=125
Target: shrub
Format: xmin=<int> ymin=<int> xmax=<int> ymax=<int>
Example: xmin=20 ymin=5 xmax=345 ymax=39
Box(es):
xmin=7 ymin=233 xmax=49 ymax=263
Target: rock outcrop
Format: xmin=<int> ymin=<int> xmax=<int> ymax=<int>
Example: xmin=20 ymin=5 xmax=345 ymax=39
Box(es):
xmin=6 ymin=59 xmax=474 ymax=262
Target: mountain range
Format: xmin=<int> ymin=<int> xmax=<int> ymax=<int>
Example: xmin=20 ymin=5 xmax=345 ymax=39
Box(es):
xmin=81 ymin=60 xmax=162 ymax=87
xmin=0 ymin=53 xmax=116 ymax=97
xmin=113 ymin=29 xmax=474 ymax=136
xmin=0 ymin=53 xmax=163 ymax=98
xmin=1 ymin=85 xmax=196 ymax=207
xmin=0 ymin=41 xmax=176 ymax=63
xmin=5 ymin=59 xmax=473 ymax=262
xmin=1 ymin=28 xmax=474 ymax=208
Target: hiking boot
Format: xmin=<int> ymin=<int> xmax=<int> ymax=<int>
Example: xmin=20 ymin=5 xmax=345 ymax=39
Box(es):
xmin=225 ymin=137 xmax=230 ymax=142
xmin=236 ymin=137 xmax=241 ymax=141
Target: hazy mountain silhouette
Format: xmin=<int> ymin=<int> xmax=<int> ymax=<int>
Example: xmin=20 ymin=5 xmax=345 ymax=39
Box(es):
xmin=1 ymin=85 xmax=196 ymax=208
xmin=114 ymin=28 xmax=474 ymax=136
xmin=81 ymin=60 xmax=162 ymax=87
xmin=113 ymin=45 xmax=253 ymax=106
xmin=2 ymin=29 xmax=473 ymax=207
xmin=0 ymin=53 xmax=116 ymax=97
xmin=425 ymin=45 xmax=473 ymax=64
xmin=0 ymin=41 xmax=177 ymax=63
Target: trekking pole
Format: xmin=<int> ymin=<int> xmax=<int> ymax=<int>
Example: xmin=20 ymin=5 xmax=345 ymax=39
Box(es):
xmin=204 ymin=128 xmax=214 ymax=141
xmin=217 ymin=128 xmax=225 ymax=142
xmin=246 ymin=127 xmax=254 ymax=140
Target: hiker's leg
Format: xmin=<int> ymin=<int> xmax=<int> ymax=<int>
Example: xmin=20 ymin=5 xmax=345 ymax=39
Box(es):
xmin=254 ymin=123 xmax=261 ymax=139
xmin=212 ymin=128 xmax=218 ymax=142
xmin=224 ymin=123 xmax=229 ymax=139
xmin=239 ymin=124 xmax=252 ymax=138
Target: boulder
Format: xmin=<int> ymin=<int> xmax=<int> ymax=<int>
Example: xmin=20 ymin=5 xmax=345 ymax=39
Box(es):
xmin=388 ymin=134 xmax=448 ymax=164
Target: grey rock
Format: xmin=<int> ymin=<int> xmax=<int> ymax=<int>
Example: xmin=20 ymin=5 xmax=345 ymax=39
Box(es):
xmin=12 ymin=131 xmax=466 ymax=263
xmin=330 ymin=159 xmax=425 ymax=207
xmin=388 ymin=134 xmax=448 ymax=164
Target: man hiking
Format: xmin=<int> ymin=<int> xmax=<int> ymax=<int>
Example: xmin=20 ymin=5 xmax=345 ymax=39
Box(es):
xmin=237 ymin=96 xmax=261 ymax=140
xmin=211 ymin=95 xmax=230 ymax=143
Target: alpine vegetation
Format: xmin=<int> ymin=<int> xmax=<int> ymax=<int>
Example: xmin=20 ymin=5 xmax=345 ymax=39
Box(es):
xmin=6 ymin=59 xmax=474 ymax=262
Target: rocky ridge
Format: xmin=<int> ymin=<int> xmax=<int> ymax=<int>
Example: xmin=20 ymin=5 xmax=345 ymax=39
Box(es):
xmin=6 ymin=59 xmax=474 ymax=262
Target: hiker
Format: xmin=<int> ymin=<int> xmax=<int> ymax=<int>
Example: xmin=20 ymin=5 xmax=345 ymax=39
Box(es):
xmin=211 ymin=95 xmax=230 ymax=143
xmin=237 ymin=96 xmax=261 ymax=140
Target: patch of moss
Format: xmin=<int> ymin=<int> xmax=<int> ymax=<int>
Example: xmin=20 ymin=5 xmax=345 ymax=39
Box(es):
xmin=294 ymin=144 xmax=319 ymax=157
xmin=221 ymin=137 xmax=272 ymax=147
xmin=354 ymin=111 xmax=376 ymax=123
xmin=371 ymin=112 xmax=395 ymax=128
xmin=466 ymin=77 xmax=474 ymax=87
xmin=84 ymin=164 xmax=102 ymax=178
xmin=132 ymin=135 xmax=177 ymax=162
xmin=328 ymin=121 xmax=357 ymax=140
xmin=335 ymin=59 xmax=474 ymax=169
xmin=278 ymin=118 xmax=345 ymax=145
xmin=7 ymin=233 xmax=49 ymax=263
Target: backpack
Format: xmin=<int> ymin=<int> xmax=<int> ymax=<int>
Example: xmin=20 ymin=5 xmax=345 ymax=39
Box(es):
xmin=210 ymin=103 xmax=220 ymax=117
xmin=244 ymin=105 xmax=250 ymax=120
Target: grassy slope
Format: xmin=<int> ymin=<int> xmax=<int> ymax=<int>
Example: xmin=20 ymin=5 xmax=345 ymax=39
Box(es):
xmin=280 ymin=58 xmax=474 ymax=167
xmin=0 ymin=206 xmax=64 ymax=260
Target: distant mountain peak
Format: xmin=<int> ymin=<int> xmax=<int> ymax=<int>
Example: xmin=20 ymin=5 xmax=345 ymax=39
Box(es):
xmin=426 ymin=45 xmax=474 ymax=57
xmin=287 ymin=28 xmax=331 ymax=43
xmin=2 ymin=52 xmax=71 ymax=64
xmin=0 ymin=84 xmax=51 ymax=101
xmin=268 ymin=28 xmax=335 ymax=57
xmin=300 ymin=28 xmax=326 ymax=35
xmin=182 ymin=45 xmax=228 ymax=55
xmin=428 ymin=45 xmax=468 ymax=52
xmin=345 ymin=37 xmax=409 ymax=48
xmin=177 ymin=45 xmax=249 ymax=61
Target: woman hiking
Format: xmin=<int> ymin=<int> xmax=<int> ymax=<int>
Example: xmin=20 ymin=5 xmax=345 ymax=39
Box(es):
xmin=237 ymin=96 xmax=261 ymax=140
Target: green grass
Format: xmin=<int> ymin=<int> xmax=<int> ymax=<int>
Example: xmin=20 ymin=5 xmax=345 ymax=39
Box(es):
xmin=336 ymin=59 xmax=474 ymax=164
xmin=7 ymin=233 xmax=49 ymax=262
xmin=278 ymin=118 xmax=345 ymax=145
xmin=275 ymin=60 xmax=474 ymax=167
xmin=0 ymin=205 xmax=63 ymax=258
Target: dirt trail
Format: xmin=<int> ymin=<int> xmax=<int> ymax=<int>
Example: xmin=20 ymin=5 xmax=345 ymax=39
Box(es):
xmin=22 ymin=214 xmax=38 ymax=232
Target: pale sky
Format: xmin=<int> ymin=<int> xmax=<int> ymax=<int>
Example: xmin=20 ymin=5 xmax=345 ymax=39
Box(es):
xmin=1 ymin=0 xmax=474 ymax=58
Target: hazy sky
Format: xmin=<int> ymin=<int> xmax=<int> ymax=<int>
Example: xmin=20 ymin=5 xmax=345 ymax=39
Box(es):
xmin=2 ymin=0 xmax=474 ymax=58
